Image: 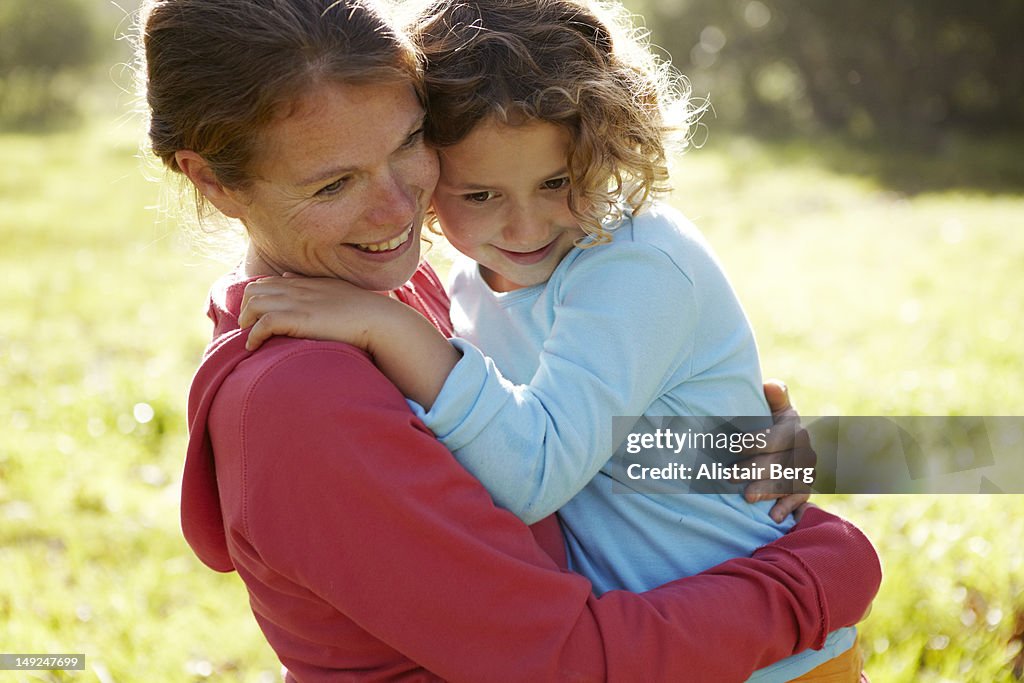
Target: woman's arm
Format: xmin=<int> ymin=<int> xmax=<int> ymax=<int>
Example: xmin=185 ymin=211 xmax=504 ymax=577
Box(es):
xmin=228 ymin=346 xmax=879 ymax=682
xmin=737 ymin=379 xmax=814 ymax=521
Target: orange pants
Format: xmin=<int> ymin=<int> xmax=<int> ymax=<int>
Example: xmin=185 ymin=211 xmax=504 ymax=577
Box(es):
xmin=787 ymin=636 xmax=867 ymax=682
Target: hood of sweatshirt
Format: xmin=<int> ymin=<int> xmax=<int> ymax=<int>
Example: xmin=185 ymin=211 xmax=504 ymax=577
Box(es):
xmin=182 ymin=273 xmax=254 ymax=571
xmin=181 ymin=264 xmax=453 ymax=572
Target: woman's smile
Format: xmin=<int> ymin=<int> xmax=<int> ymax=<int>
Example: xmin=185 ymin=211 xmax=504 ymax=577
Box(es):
xmin=355 ymin=224 xmax=414 ymax=254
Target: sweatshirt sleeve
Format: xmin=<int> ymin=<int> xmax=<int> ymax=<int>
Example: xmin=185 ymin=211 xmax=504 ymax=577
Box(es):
xmin=235 ymin=347 xmax=880 ymax=682
xmin=412 ymin=241 xmax=698 ymax=523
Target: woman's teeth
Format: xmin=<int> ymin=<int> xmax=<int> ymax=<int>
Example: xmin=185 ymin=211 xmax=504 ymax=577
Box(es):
xmin=357 ymin=227 xmax=411 ymax=252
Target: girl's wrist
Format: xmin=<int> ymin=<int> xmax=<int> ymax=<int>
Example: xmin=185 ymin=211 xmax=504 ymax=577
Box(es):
xmin=363 ymin=295 xmax=418 ymax=357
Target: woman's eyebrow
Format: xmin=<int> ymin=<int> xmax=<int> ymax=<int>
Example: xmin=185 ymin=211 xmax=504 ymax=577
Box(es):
xmin=297 ymin=114 xmax=426 ymax=188
xmin=298 ymin=164 xmax=358 ymax=188
xmin=408 ymin=112 xmax=427 ymax=133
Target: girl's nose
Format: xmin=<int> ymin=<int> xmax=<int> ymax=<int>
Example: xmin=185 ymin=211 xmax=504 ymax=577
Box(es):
xmin=504 ymin=203 xmax=549 ymax=247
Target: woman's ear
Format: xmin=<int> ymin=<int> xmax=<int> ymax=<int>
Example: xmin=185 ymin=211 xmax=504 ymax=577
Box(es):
xmin=174 ymin=151 xmax=248 ymax=219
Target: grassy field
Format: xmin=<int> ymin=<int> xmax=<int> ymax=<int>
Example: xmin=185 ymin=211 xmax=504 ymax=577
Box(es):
xmin=1 ymin=113 xmax=1022 ymax=682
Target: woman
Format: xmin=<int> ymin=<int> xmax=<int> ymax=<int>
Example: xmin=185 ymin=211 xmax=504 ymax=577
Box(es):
xmin=141 ymin=0 xmax=880 ymax=680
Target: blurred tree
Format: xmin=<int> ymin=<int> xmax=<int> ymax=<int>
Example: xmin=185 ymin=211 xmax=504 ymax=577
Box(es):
xmin=631 ymin=0 xmax=1024 ymax=147
xmin=0 ymin=0 xmax=100 ymax=130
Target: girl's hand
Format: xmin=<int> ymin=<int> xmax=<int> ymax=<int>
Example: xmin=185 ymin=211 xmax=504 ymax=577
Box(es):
xmin=738 ymin=379 xmax=816 ymax=523
xmin=239 ymin=273 xmax=462 ymax=408
xmin=239 ymin=274 xmax=390 ymax=352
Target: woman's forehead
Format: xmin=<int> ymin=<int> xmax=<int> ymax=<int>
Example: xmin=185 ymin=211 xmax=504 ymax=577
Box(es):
xmin=252 ymin=80 xmax=424 ymax=185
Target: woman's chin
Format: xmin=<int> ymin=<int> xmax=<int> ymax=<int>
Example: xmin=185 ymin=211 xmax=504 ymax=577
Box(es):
xmin=345 ymin=244 xmax=422 ymax=291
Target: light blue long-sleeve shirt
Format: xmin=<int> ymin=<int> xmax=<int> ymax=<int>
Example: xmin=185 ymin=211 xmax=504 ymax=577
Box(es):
xmin=412 ymin=204 xmax=854 ymax=681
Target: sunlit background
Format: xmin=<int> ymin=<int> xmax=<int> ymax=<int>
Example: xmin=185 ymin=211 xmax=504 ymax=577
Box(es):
xmin=2 ymin=0 xmax=1022 ymax=680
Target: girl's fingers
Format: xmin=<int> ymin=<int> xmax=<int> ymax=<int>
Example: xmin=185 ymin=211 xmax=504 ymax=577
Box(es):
xmin=245 ymin=315 xmax=273 ymax=351
xmin=243 ymin=310 xmax=299 ymax=350
xmin=238 ymin=293 xmax=273 ymax=329
xmin=238 ymin=302 xmax=256 ymax=329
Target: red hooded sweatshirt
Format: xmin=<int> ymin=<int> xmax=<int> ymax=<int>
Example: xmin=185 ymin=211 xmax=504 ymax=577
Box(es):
xmin=182 ymin=261 xmax=881 ymax=682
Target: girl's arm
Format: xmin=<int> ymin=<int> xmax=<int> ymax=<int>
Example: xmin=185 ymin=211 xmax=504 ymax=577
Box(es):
xmin=413 ymin=239 xmax=721 ymax=523
xmin=240 ymin=261 xmax=805 ymax=524
xmin=239 ymin=274 xmax=459 ymax=408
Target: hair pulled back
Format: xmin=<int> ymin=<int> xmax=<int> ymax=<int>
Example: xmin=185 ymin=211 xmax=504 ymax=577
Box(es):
xmin=413 ymin=0 xmax=698 ymax=244
xmin=141 ymin=0 xmax=420 ymax=211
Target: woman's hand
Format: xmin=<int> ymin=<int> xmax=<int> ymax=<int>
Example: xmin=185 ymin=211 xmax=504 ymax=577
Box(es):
xmin=739 ymin=379 xmax=817 ymax=523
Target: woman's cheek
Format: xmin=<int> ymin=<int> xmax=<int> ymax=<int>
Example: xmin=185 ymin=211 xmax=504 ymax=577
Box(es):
xmin=410 ymin=146 xmax=440 ymax=193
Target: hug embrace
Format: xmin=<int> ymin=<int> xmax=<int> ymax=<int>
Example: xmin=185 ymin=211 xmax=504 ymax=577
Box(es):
xmin=139 ymin=0 xmax=881 ymax=679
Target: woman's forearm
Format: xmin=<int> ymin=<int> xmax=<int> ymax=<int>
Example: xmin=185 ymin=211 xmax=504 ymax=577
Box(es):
xmin=227 ymin=347 xmax=880 ymax=681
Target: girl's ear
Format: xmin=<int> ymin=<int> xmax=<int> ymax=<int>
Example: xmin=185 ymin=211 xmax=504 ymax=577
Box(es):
xmin=174 ymin=151 xmax=248 ymax=220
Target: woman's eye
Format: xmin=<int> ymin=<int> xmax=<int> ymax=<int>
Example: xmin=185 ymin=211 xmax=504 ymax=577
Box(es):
xmin=401 ymin=127 xmax=425 ymax=149
xmin=543 ymin=177 xmax=570 ymax=191
xmin=464 ymin=191 xmax=495 ymax=203
xmin=316 ymin=178 xmax=346 ymax=197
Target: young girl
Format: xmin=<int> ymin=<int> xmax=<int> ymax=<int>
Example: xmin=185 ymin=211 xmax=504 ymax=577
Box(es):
xmin=240 ymin=0 xmax=865 ymax=679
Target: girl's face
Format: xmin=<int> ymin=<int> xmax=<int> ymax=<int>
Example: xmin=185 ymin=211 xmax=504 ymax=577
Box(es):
xmin=431 ymin=119 xmax=584 ymax=292
xmin=229 ymin=80 xmax=439 ymax=292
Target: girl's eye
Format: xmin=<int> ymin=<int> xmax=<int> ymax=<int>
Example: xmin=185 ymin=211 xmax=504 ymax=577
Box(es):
xmin=316 ymin=178 xmax=347 ymax=197
xmin=464 ymin=191 xmax=496 ymax=203
xmin=543 ymin=177 xmax=570 ymax=191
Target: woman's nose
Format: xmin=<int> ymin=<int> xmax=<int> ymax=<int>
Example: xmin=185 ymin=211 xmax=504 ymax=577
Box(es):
xmin=367 ymin=168 xmax=417 ymax=227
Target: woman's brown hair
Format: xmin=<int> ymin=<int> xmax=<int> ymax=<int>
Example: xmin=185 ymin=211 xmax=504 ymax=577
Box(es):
xmin=139 ymin=0 xmax=421 ymax=218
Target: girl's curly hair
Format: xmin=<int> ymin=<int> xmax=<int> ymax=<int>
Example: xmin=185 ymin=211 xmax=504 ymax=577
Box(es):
xmin=411 ymin=0 xmax=700 ymax=245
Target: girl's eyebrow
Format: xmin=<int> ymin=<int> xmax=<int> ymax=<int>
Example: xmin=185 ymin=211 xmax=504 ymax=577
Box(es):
xmin=442 ymin=167 xmax=570 ymax=192
xmin=543 ymin=167 xmax=570 ymax=180
xmin=446 ymin=181 xmax=495 ymax=191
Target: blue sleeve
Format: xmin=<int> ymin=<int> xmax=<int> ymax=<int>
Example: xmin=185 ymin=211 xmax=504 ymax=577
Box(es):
xmin=410 ymin=241 xmax=697 ymax=523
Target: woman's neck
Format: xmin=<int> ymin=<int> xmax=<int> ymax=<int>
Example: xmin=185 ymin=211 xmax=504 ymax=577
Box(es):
xmin=241 ymin=243 xmax=282 ymax=278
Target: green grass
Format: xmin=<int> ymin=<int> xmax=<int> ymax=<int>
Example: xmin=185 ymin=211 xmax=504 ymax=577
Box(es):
xmin=673 ymin=132 xmax=1024 ymax=417
xmin=1 ymin=115 xmax=1022 ymax=681
xmin=0 ymin=122 xmax=277 ymax=681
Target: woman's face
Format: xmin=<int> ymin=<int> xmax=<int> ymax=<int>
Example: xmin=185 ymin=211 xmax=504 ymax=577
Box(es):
xmin=235 ymin=80 xmax=439 ymax=291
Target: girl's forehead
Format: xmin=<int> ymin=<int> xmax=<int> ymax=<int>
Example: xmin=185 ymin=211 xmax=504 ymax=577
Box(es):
xmin=448 ymin=119 xmax=568 ymax=155
xmin=439 ymin=120 xmax=570 ymax=183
